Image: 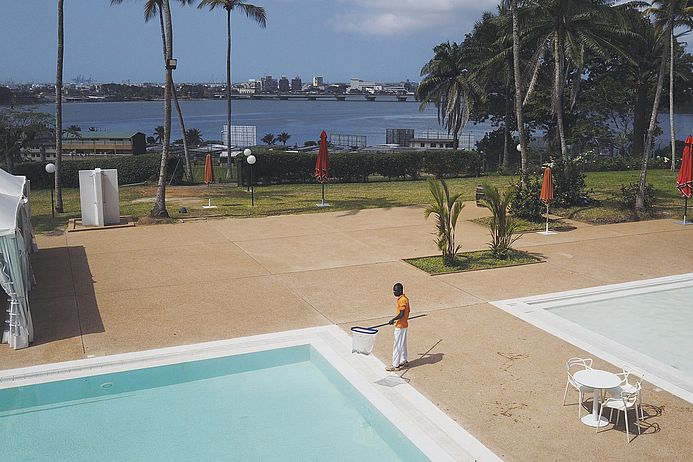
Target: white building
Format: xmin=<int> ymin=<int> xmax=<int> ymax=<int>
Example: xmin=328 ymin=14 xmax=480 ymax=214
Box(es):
xmin=350 ymin=78 xmax=377 ymax=92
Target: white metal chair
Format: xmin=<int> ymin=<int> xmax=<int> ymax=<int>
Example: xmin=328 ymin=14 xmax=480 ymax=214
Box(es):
xmin=562 ymin=357 xmax=594 ymax=418
xmin=596 ymin=382 xmax=642 ymax=443
xmin=607 ymin=369 xmax=644 ymax=423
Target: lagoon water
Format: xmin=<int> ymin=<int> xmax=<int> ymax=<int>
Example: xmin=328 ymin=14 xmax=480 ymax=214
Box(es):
xmin=36 ymin=96 xmax=693 ymax=148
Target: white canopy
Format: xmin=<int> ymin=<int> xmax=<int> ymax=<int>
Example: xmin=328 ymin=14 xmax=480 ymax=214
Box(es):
xmin=0 ymin=168 xmax=36 ymax=349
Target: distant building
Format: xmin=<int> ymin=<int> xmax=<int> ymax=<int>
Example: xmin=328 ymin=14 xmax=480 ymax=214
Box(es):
xmin=291 ymin=76 xmax=302 ymax=91
xmin=278 ymin=76 xmax=290 ymax=92
xmin=261 ymin=75 xmax=278 ymax=92
xmin=25 ymin=132 xmax=147 ymax=159
xmin=408 ymin=130 xmax=475 ymax=150
xmin=386 ymin=129 xmax=415 ymax=146
xmin=313 ymin=76 xmax=324 ymax=87
xmin=350 ymin=78 xmax=376 ymax=92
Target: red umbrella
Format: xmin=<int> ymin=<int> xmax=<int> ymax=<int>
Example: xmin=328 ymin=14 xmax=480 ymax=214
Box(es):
xmin=203 ymin=153 xmax=217 ymax=208
xmin=539 ymin=167 xmax=555 ymax=234
xmin=676 ymin=135 xmax=693 ymax=223
xmin=315 ymin=130 xmax=330 ymax=207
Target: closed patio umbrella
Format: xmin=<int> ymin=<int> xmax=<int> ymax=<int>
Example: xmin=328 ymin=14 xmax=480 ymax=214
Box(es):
xmin=315 ymin=130 xmax=330 ymax=207
xmin=676 ymin=135 xmax=693 ymax=224
xmin=539 ymin=167 xmax=555 ymax=235
xmin=203 ymin=153 xmax=217 ymax=209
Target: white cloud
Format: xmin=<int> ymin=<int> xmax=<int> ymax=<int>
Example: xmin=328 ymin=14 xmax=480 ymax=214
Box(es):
xmin=330 ymin=0 xmax=499 ymax=36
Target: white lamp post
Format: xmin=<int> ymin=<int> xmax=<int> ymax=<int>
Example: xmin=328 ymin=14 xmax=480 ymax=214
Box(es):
xmin=516 ymin=143 xmax=522 ymax=153
xmin=45 ymin=163 xmax=56 ymax=219
xmin=246 ymin=151 xmax=256 ymax=206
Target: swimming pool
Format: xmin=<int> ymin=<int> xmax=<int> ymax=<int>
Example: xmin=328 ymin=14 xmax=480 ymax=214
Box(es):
xmin=0 ymin=326 xmax=499 ymax=461
xmin=492 ymin=273 xmax=693 ymax=403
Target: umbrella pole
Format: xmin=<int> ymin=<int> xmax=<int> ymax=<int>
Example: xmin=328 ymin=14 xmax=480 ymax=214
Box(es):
xmin=545 ymin=203 xmax=550 ymax=234
xmin=321 ymin=182 xmax=325 ymax=206
xmin=685 ymin=197 xmax=688 ymax=224
xmin=208 ymin=183 xmax=211 ymax=208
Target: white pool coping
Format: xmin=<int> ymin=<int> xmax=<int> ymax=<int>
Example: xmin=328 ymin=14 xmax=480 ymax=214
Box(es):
xmin=491 ymin=273 xmax=693 ymax=404
xmin=0 ymin=325 xmax=500 ymax=462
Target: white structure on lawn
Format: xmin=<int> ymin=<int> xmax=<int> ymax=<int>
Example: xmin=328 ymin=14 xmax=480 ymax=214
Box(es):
xmin=0 ymin=168 xmax=37 ymax=350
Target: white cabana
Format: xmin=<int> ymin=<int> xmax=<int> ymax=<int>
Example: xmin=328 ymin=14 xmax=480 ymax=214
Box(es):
xmin=0 ymin=168 xmax=36 ymax=349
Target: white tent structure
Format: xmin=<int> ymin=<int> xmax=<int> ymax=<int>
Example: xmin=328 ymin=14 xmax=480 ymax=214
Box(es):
xmin=0 ymin=168 xmax=36 ymax=350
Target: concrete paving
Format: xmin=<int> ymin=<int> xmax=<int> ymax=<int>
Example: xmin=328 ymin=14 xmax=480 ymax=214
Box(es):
xmin=3 ymin=205 xmax=693 ymax=461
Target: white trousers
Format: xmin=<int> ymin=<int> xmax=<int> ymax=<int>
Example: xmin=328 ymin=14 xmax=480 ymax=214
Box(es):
xmin=392 ymin=327 xmax=408 ymax=367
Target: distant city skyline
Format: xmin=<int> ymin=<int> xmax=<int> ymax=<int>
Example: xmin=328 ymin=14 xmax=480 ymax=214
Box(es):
xmin=1 ymin=0 xmax=503 ymax=85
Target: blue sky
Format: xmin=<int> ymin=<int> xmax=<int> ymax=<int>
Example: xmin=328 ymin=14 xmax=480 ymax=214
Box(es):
xmin=1 ymin=1 xmax=690 ymax=85
xmin=0 ymin=0 xmax=501 ymax=84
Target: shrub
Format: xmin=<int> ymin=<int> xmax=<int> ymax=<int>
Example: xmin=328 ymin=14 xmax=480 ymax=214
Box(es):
xmin=480 ymin=183 xmax=521 ymax=260
xmin=619 ymin=182 xmax=656 ymax=211
xmin=510 ymin=176 xmax=543 ymax=221
xmin=421 ymin=150 xmax=481 ymax=178
xmin=552 ymin=157 xmax=589 ymax=207
xmin=424 ymin=178 xmax=464 ymax=266
xmin=14 ymin=154 xmax=183 ymax=189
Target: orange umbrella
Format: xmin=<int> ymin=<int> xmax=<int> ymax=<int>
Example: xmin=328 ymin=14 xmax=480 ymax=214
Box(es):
xmin=676 ymin=135 xmax=693 ymax=223
xmin=539 ymin=167 xmax=555 ymax=234
xmin=315 ymin=130 xmax=330 ymax=207
xmin=203 ymin=153 xmax=217 ymax=208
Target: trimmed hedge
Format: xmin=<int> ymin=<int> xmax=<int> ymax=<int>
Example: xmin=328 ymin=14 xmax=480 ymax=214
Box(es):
xmin=14 ymin=154 xmax=183 ymax=189
xmin=241 ymin=149 xmax=481 ymax=184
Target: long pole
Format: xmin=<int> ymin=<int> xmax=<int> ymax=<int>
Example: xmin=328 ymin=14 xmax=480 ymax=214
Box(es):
xmin=50 ymin=180 xmax=55 ymax=220
xmin=685 ymin=197 xmax=688 ymax=224
xmin=250 ymin=165 xmax=254 ymax=206
xmin=321 ymin=182 xmax=325 ymax=206
xmin=545 ymin=203 xmax=549 ymax=234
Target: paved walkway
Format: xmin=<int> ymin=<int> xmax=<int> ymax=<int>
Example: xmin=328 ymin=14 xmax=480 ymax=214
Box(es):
xmin=4 ymin=206 xmax=693 ymax=461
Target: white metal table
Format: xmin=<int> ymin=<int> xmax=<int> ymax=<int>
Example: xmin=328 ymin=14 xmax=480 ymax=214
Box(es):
xmin=573 ymin=369 xmax=622 ymax=427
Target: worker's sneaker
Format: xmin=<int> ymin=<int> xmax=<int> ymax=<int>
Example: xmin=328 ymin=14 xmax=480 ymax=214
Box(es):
xmin=385 ymin=365 xmax=401 ymax=372
xmin=399 ymin=361 xmax=409 ymax=368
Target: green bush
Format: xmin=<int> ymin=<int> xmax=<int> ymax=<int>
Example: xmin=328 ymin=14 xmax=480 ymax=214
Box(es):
xmin=510 ymin=176 xmax=543 ymax=221
xmin=421 ymin=150 xmax=481 ymax=178
xmin=244 ymin=149 xmax=479 ymax=184
xmin=553 ymin=157 xmax=589 ymax=207
xmin=619 ymin=182 xmax=656 ymax=211
xmin=14 ymin=154 xmax=183 ymax=188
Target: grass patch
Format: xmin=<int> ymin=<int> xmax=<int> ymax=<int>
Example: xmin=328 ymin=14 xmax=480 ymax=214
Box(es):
xmin=28 ymin=169 xmax=686 ymax=233
xmin=405 ymin=249 xmax=541 ymax=275
xmin=470 ymin=216 xmax=576 ymax=232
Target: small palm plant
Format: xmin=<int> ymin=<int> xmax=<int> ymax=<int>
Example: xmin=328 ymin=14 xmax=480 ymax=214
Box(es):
xmin=424 ymin=178 xmax=464 ymax=265
xmin=480 ymin=183 xmax=521 ymax=259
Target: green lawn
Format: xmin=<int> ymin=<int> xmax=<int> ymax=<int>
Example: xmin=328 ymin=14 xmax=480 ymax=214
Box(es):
xmin=405 ymin=250 xmax=541 ymax=275
xmin=29 ymin=169 xmax=685 ymax=233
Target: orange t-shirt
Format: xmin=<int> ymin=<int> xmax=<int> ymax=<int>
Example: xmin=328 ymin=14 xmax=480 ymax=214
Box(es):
xmin=395 ymin=295 xmax=410 ymax=328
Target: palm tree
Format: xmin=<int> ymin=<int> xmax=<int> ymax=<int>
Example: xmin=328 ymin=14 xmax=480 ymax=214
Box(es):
xmin=277 ymin=131 xmax=291 ymax=145
xmin=185 ymin=128 xmax=203 ymax=146
xmin=55 ymin=0 xmax=65 ymax=213
xmin=153 ymin=125 xmax=165 ymax=143
xmin=261 ymin=133 xmax=275 ymax=145
xmin=520 ymin=0 xmax=631 ymax=163
xmin=637 ymin=1 xmax=693 ymax=208
xmin=510 ymin=0 xmax=530 ymax=186
xmin=198 ymin=0 xmax=267 ymax=180
xmin=424 ymin=178 xmax=464 ymax=265
xmin=416 ymin=42 xmax=480 ymax=150
xmin=111 ymin=0 xmax=195 ymax=182
xmin=646 ymin=0 xmax=693 ymax=171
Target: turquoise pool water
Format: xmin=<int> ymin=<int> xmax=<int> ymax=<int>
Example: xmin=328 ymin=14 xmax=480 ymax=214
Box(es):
xmin=546 ymin=285 xmax=693 ymax=377
xmin=0 ymin=346 xmax=429 ymax=461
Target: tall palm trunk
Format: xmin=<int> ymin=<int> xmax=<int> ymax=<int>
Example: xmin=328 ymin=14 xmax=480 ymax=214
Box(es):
xmin=511 ymin=0 xmax=528 ymax=187
xmin=225 ymin=7 xmax=233 ymax=180
xmin=151 ymin=0 xmax=173 ymax=218
xmin=55 ymin=0 xmax=64 ymax=213
xmin=669 ymin=28 xmax=676 ymax=171
xmin=553 ymin=29 xmax=568 ymax=163
xmin=631 ymin=76 xmax=648 ymax=157
xmin=637 ymin=36 xmax=668 ymax=210
xmin=503 ymin=87 xmax=511 ymax=172
xmin=157 ymin=8 xmax=192 ymax=182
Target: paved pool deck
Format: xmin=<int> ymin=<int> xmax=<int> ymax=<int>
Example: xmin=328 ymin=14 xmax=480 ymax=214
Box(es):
xmin=3 ymin=205 xmax=693 ymax=461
